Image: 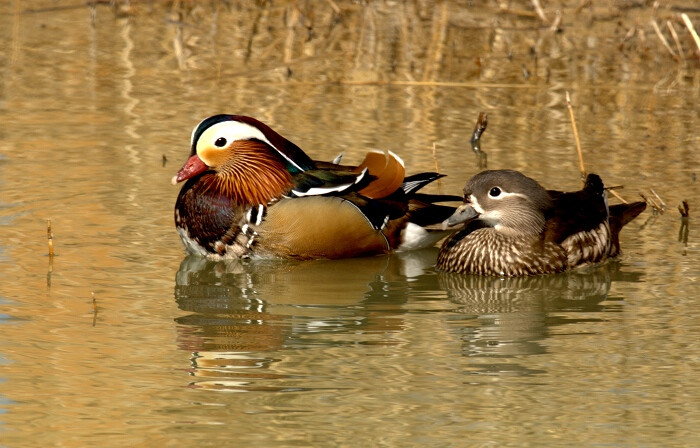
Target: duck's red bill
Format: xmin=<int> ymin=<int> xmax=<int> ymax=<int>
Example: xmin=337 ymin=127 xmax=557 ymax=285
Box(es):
xmin=172 ymin=155 xmax=208 ymax=185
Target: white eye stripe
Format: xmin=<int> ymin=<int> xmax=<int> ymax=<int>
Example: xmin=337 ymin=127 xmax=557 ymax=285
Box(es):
xmin=198 ymin=121 xmax=304 ymax=172
xmin=206 ymin=121 xmax=269 ymax=147
xmin=489 ymin=191 xmax=527 ymax=201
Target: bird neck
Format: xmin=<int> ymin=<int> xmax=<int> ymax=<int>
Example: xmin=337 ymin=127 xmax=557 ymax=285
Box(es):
xmin=494 ymin=210 xmax=546 ymax=238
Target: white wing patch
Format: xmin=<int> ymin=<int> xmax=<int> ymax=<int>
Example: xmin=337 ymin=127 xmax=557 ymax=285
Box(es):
xmin=291 ymin=168 xmax=368 ymax=197
xmin=292 ymin=185 xmax=353 ymax=197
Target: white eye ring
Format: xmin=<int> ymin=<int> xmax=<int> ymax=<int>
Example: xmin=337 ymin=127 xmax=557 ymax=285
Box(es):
xmin=489 ymin=187 xmax=502 ymax=198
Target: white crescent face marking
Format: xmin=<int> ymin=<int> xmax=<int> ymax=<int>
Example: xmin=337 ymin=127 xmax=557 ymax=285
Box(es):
xmin=469 ymin=194 xmax=484 ymax=213
xmin=470 ymin=194 xmax=502 ymax=226
xmin=195 ymin=120 xmax=305 ymax=172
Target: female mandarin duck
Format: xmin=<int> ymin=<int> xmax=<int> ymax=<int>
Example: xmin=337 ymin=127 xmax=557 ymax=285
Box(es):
xmin=172 ymin=114 xmax=457 ymax=260
xmin=437 ymin=170 xmax=646 ymax=276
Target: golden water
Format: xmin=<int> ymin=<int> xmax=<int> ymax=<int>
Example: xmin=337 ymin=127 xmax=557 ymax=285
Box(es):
xmin=1 ymin=1 xmax=699 ymax=446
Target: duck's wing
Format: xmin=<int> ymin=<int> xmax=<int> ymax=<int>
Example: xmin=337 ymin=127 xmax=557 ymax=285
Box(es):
xmin=344 ymin=172 xmax=460 ymax=232
xmin=256 ymin=195 xmax=393 ymax=260
xmin=544 ymin=174 xmax=608 ymax=244
xmin=289 ymin=167 xmax=370 ymax=197
xmin=290 ymin=150 xmax=404 ymax=198
xmin=265 ymin=165 xmax=458 ymax=255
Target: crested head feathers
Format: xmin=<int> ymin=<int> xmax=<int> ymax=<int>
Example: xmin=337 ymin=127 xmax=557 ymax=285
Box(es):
xmin=190 ymin=114 xmax=315 ymax=173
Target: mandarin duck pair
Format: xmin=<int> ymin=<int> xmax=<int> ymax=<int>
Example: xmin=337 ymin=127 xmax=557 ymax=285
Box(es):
xmin=173 ymin=115 xmax=646 ymax=277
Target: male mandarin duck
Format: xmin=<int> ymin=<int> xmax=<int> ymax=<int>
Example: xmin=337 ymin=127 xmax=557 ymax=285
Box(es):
xmin=437 ymin=170 xmax=646 ymax=276
xmin=172 ymin=114 xmax=458 ymax=260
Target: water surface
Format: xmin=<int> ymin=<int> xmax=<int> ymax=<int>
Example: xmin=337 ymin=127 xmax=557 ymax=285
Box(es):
xmin=1 ymin=1 xmax=699 ymax=447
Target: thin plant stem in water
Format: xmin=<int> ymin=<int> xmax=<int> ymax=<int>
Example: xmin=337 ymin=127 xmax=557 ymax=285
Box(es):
xmin=92 ymin=292 xmax=98 ymax=327
xmin=47 ymin=219 xmax=54 ymax=259
xmin=678 ymin=200 xmax=689 ymax=256
xmin=469 ymin=112 xmax=488 ymax=169
xmin=432 ymin=142 xmax=442 ymax=193
xmin=565 ymin=91 xmax=586 ymax=183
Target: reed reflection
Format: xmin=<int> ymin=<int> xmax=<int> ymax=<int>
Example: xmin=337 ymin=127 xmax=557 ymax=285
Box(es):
xmin=440 ymin=262 xmax=643 ymax=376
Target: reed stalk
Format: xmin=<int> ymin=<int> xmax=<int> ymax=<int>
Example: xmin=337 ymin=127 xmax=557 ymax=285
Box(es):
xmin=681 ymin=13 xmax=700 ymax=61
xmin=47 ymin=219 xmax=54 ymax=259
xmin=651 ymin=20 xmax=679 ymax=60
xmin=565 ymin=91 xmax=586 ymax=182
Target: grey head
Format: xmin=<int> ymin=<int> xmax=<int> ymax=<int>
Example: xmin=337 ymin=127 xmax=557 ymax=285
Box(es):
xmin=443 ymin=170 xmax=553 ymax=237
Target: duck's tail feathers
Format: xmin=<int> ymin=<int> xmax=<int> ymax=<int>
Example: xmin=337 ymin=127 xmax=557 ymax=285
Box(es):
xmin=400 ymin=172 xmax=446 ymax=196
xmin=409 ymin=203 xmax=459 ymax=227
xmin=610 ymin=201 xmax=647 ymax=230
xmin=609 ymin=201 xmax=647 ymax=256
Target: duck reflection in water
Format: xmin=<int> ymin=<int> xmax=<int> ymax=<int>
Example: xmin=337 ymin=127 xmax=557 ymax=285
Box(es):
xmin=173 ymin=253 xmax=643 ymax=388
xmin=173 ymin=250 xmax=443 ymax=391
xmin=439 ymin=261 xmax=643 ymax=376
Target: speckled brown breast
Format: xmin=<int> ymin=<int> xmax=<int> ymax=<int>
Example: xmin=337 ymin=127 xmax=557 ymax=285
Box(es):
xmin=437 ymin=228 xmax=569 ymax=276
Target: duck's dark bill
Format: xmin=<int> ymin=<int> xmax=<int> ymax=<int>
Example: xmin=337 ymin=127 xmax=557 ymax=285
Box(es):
xmin=172 ymin=155 xmax=208 ymax=185
xmin=441 ymin=204 xmax=479 ymax=229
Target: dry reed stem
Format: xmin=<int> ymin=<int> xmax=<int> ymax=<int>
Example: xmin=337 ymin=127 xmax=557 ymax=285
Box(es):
xmin=640 ymin=193 xmax=663 ymax=213
xmin=678 ymin=200 xmax=689 ymax=218
xmin=432 ymin=142 xmax=442 ymax=193
xmin=565 ymin=91 xmax=586 ymax=181
xmin=650 ymin=188 xmax=666 ymax=209
xmin=47 ymin=219 xmax=54 ymax=259
xmin=432 ymin=142 xmax=440 ymax=174
xmin=470 ymin=112 xmax=488 ymax=168
xmin=608 ymin=188 xmax=628 ymax=204
xmin=565 ymin=92 xmax=630 ymax=203
xmin=651 ymin=20 xmax=679 ymax=60
xmin=470 ymin=112 xmax=488 ymax=144
xmin=667 ymin=21 xmax=685 ymax=62
xmin=325 ymin=0 xmax=341 ymax=15
xmin=574 ymin=0 xmax=591 ymax=14
xmin=498 ymin=5 xmax=538 ymax=19
xmin=92 ymin=292 xmax=98 ymax=327
xmin=681 ymin=13 xmax=700 ymax=60
xmin=549 ymin=10 xmax=562 ymax=32
xmin=531 ymin=0 xmax=549 ymax=24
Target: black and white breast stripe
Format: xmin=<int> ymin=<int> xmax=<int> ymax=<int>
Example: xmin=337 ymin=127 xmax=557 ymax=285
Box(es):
xmin=246 ymin=204 xmax=267 ymax=226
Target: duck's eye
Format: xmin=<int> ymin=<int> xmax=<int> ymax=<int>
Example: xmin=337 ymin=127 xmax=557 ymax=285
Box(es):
xmin=214 ymin=137 xmax=227 ymax=148
xmin=489 ymin=187 xmax=501 ymax=197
